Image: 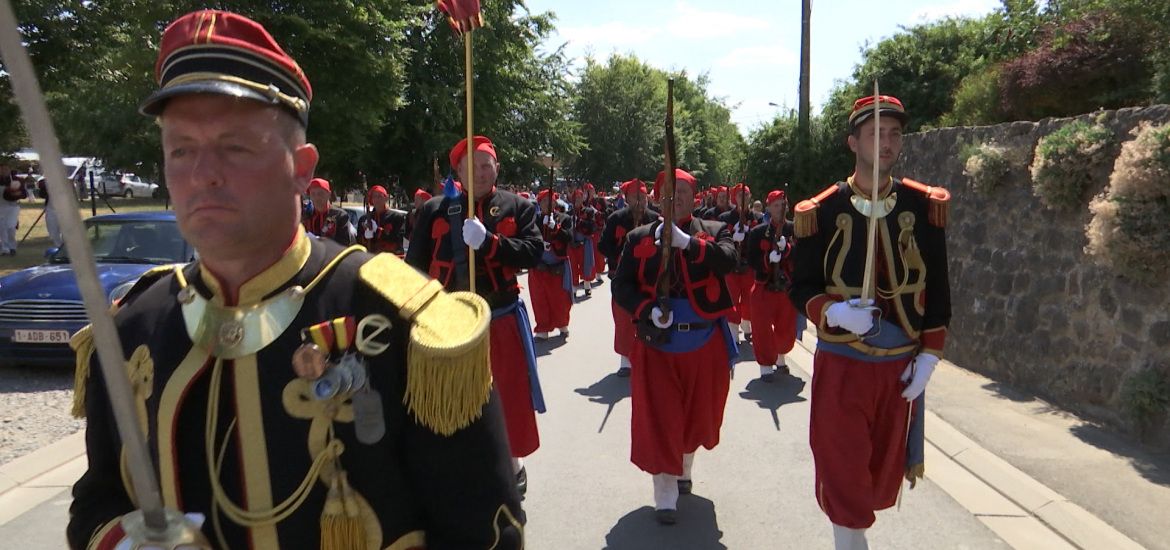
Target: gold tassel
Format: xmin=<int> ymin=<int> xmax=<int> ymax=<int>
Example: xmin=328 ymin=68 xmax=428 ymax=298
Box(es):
xmin=794 ymin=205 xmax=818 ymax=238
xmin=320 ymin=472 xmax=365 ymax=550
xmin=69 ymin=324 xmax=95 ymax=418
xmin=358 ymin=254 xmax=494 ymax=435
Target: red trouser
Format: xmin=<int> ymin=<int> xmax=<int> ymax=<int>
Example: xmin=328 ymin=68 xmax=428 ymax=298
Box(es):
xmin=725 ymin=271 xmax=754 ymax=325
xmin=528 ymin=267 xmax=571 ymax=332
xmin=630 ymin=331 xmax=730 ymax=475
xmin=809 ymin=350 xmax=912 ymax=528
xmin=568 ymin=242 xmax=595 ymax=285
xmin=491 ymin=316 xmax=540 ymax=457
xmin=612 ymin=299 xmax=636 ymax=357
xmin=749 ymin=283 xmax=797 ymax=366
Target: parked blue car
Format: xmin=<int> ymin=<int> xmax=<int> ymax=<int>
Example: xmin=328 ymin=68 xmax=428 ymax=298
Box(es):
xmin=0 ymin=211 xmax=193 ymax=367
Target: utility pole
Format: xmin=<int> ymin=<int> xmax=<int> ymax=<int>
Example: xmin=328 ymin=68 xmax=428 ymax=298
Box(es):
xmin=797 ymin=0 xmax=812 ymax=191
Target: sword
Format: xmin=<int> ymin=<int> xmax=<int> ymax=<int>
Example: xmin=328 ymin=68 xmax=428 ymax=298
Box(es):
xmin=859 ymin=80 xmax=881 ymax=306
xmin=0 ymin=2 xmax=204 ymax=545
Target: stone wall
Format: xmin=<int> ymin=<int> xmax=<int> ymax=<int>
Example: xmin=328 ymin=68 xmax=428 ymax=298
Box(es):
xmin=898 ymin=105 xmax=1170 ymax=446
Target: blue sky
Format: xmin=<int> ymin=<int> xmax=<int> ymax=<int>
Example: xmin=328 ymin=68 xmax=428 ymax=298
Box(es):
xmin=523 ymin=0 xmax=1002 ymax=134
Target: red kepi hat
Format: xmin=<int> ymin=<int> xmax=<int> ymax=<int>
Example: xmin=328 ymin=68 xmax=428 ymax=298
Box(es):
xmin=140 ymin=10 xmax=313 ymax=127
xmin=449 ymin=136 xmax=497 ymax=171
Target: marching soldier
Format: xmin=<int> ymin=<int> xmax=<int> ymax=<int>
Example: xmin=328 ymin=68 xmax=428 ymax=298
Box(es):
xmin=718 ymin=183 xmax=764 ymax=343
xmin=613 ymin=168 xmax=739 ymax=525
xmin=67 ymin=10 xmax=523 ymax=550
xmin=598 ymin=178 xmax=658 ymax=377
xmin=790 ymin=94 xmax=951 ymax=550
xmin=406 ymin=134 xmax=546 ymax=494
xmin=700 ymin=185 xmax=731 ymax=221
xmin=356 ymin=185 xmax=407 ymax=256
xmin=583 ymin=183 xmax=607 ymax=278
xmin=403 ymin=187 xmax=431 ymax=248
xmin=529 ymin=189 xmax=574 ymax=339
xmin=302 ymin=177 xmax=355 ymax=246
xmin=569 ymin=188 xmax=600 ymax=295
xmin=746 ymin=190 xmax=798 ymax=382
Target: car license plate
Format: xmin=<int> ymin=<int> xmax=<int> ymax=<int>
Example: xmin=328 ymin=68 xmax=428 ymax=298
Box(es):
xmin=12 ymin=329 xmax=71 ymax=344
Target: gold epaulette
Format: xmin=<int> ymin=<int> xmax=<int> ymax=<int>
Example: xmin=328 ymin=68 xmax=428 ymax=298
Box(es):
xmin=69 ymin=265 xmax=176 ymax=418
xmin=358 ymin=254 xmax=492 ymax=436
xmin=794 ymin=183 xmax=843 ymax=238
xmin=900 ymin=178 xmax=950 ymax=228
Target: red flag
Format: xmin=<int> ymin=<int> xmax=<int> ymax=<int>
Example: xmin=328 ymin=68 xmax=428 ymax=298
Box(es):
xmin=437 ymin=0 xmax=483 ymax=35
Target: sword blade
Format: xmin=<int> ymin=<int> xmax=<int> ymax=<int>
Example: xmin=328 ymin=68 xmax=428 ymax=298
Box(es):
xmin=860 ymin=80 xmax=881 ymax=305
xmin=0 ymin=0 xmax=166 ymax=531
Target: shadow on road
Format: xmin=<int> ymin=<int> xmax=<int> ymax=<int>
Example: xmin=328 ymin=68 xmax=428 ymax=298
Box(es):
xmin=0 ymin=365 xmax=73 ymax=394
xmin=1069 ymin=423 xmax=1170 ymax=487
xmin=534 ymin=336 xmax=568 ymax=357
xmin=575 ymin=373 xmax=631 ymax=433
xmin=603 ymin=498 xmax=726 ymax=550
xmin=738 ymin=373 xmax=807 ymax=431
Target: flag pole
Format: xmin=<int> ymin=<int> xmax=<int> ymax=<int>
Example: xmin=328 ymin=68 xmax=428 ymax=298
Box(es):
xmin=463 ymin=32 xmax=477 ymax=294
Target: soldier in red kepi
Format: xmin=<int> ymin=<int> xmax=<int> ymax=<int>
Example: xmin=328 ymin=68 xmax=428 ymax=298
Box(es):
xmin=789 ymin=94 xmax=951 ymax=550
xmin=67 ymin=10 xmax=523 ymax=550
xmin=302 ymin=177 xmax=355 ymax=246
xmin=529 ymin=189 xmax=574 ymax=340
xmin=718 ymin=183 xmax=764 ymax=343
xmin=612 ymin=168 xmax=739 ymax=526
xmin=406 ymin=135 xmax=546 ymax=496
xmin=356 ymin=185 xmax=408 ymax=256
xmin=598 ymin=178 xmax=659 ymax=377
xmin=746 ymin=189 xmax=798 ymax=382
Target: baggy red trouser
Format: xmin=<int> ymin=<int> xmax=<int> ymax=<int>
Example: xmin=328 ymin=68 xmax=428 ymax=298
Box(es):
xmin=725 ymin=271 xmax=754 ymax=325
xmin=809 ymin=349 xmax=913 ymax=528
xmin=491 ymin=316 xmax=540 ymax=457
xmin=749 ymin=283 xmax=798 ymax=366
xmin=629 ymin=331 xmax=730 ymax=475
xmin=528 ymin=267 xmax=571 ymax=332
xmin=568 ymin=243 xmax=594 ymax=285
xmin=591 ymin=234 xmax=605 ymax=275
xmin=612 ymin=299 xmax=636 ymax=357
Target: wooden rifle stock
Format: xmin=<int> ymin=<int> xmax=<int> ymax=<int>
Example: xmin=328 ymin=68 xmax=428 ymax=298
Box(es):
xmin=655 ymin=79 xmax=677 ymax=318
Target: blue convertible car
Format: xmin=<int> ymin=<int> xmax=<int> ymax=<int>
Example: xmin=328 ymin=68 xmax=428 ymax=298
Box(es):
xmin=0 ymin=211 xmax=193 ymax=367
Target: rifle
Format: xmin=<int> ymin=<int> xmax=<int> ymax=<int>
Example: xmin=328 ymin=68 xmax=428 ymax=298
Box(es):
xmin=542 ymin=154 xmax=555 ymax=241
xmin=654 ymin=78 xmax=678 ymax=327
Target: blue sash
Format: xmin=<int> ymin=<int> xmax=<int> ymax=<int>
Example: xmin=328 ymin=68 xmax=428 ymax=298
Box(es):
xmin=492 ymin=299 xmax=546 ymax=413
xmin=817 ymin=318 xmax=916 ymax=363
xmin=647 ymin=298 xmax=739 ymax=369
xmin=444 ymin=197 xmax=469 ymax=290
xmin=906 ymin=393 xmax=925 ymax=469
xmin=539 ymin=250 xmax=574 ymax=296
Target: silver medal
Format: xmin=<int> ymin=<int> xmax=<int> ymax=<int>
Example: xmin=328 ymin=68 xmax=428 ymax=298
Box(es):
xmin=351 ymin=387 xmax=386 ymax=444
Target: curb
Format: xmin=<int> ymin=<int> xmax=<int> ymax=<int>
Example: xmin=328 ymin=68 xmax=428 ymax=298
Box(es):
xmin=0 ymin=430 xmax=85 ymax=498
xmin=793 ymin=331 xmax=1145 ymax=550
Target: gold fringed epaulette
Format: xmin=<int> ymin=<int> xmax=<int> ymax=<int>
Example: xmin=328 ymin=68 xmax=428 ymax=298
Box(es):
xmin=794 ymin=183 xmax=842 ymax=238
xmin=900 ymin=178 xmax=950 ymax=228
xmin=358 ymin=254 xmax=492 ymax=436
xmin=118 ymin=265 xmax=179 ymax=306
xmin=69 ymin=324 xmax=95 ymax=418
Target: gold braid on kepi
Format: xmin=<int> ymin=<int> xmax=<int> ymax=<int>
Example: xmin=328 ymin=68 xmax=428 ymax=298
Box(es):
xmin=358 ymin=254 xmax=492 ymax=436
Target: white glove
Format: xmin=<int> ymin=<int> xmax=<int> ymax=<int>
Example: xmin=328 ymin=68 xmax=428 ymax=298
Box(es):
xmin=778 ymin=236 xmax=787 ymax=248
xmin=544 ymin=215 xmax=557 ymax=229
xmin=732 ymin=230 xmax=745 ymax=242
xmin=363 ymin=221 xmax=376 ymax=240
xmin=769 ymin=250 xmax=782 ymax=263
xmin=543 ymin=241 xmax=551 ymax=251
xmin=733 ymin=222 xmax=744 ymax=233
xmin=654 ymin=223 xmax=692 ymax=249
xmin=900 ymin=353 xmax=939 ymax=401
xmin=825 ymin=298 xmax=875 ymax=336
xmin=463 ymin=217 xmax=487 ymax=249
xmin=114 ymin=512 xmax=207 ymax=550
xmin=650 ymin=306 xmax=674 ymax=329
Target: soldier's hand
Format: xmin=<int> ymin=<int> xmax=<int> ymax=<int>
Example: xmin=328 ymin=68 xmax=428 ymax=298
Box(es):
xmin=114 ymin=511 xmax=209 ymax=550
xmin=463 ymin=217 xmax=488 ymax=249
xmin=900 ymin=353 xmax=939 ymax=401
xmin=544 ymin=215 xmax=557 ymax=229
xmin=826 ymin=299 xmax=875 ymax=336
xmin=654 ymin=222 xmax=692 ymax=249
xmin=650 ymin=307 xmax=674 ymax=329
xmin=732 ymin=230 xmax=745 ymax=242
xmin=778 ymin=236 xmax=787 ymax=248
xmin=769 ymin=250 xmax=783 ymax=263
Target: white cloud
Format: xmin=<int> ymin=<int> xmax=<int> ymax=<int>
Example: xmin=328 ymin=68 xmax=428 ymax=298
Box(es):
xmin=911 ymin=0 xmax=1000 ymax=22
xmin=666 ymin=1 xmax=771 ymax=39
xmin=558 ymin=21 xmax=660 ymax=51
xmin=716 ymin=45 xmax=796 ymax=68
